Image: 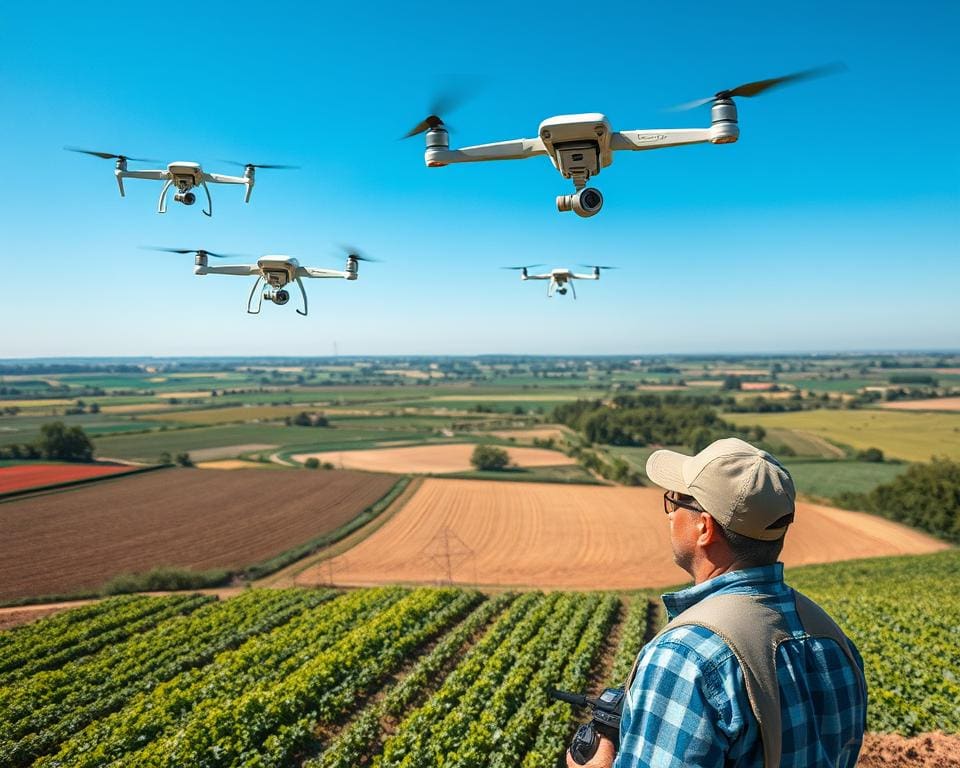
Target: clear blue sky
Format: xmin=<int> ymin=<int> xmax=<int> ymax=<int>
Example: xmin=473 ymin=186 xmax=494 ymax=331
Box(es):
xmin=1 ymin=1 xmax=957 ymax=357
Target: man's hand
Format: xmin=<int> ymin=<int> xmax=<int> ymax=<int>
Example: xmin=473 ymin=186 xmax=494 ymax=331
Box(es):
xmin=566 ymin=735 xmax=616 ymax=768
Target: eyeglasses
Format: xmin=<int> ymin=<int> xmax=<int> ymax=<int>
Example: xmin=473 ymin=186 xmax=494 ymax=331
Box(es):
xmin=663 ymin=491 xmax=705 ymax=516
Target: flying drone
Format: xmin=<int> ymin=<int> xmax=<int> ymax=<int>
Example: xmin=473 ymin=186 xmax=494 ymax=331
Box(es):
xmin=503 ymin=264 xmax=615 ymax=299
xmin=405 ymin=65 xmax=842 ymax=218
xmin=66 ymin=148 xmax=296 ymax=216
xmin=147 ymin=247 xmax=375 ymax=316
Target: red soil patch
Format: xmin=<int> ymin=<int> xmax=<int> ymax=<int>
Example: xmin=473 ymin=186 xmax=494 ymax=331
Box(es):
xmin=0 ymin=468 xmax=396 ymax=601
xmin=0 ymin=463 xmax=133 ymax=494
xmin=859 ymin=732 xmax=960 ymax=767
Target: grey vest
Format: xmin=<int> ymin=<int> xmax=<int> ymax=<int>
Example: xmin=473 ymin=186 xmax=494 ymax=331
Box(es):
xmin=625 ymin=591 xmax=865 ymax=768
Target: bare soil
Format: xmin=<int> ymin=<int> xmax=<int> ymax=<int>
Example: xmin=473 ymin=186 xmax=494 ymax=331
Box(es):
xmin=882 ymin=397 xmax=960 ymax=411
xmin=859 ymin=732 xmax=960 ymax=767
xmin=0 ymin=468 xmax=396 ymax=601
xmin=292 ymin=443 xmax=575 ymax=474
xmin=0 ymin=463 xmax=135 ymax=494
xmin=298 ymin=479 xmax=949 ymax=590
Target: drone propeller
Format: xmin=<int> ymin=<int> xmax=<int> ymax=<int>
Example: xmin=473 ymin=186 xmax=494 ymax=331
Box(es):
xmin=141 ymin=246 xmax=246 ymax=259
xmin=403 ymin=87 xmax=475 ymax=138
xmin=502 ymin=264 xmax=544 ymax=270
xmin=669 ymin=63 xmax=846 ymax=111
xmin=65 ymin=146 xmax=159 ymax=162
xmin=578 ymin=264 xmax=618 ymax=270
xmin=219 ymin=160 xmax=300 ymax=170
xmin=338 ymin=245 xmax=380 ymax=263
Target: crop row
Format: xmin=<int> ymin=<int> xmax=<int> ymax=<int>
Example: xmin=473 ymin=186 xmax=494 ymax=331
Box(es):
xmin=35 ymin=586 xmax=410 ymax=768
xmin=1 ymin=589 xmax=333 ymax=766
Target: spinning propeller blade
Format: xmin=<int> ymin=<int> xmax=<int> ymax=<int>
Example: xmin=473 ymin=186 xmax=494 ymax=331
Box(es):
xmin=668 ymin=63 xmax=845 ymax=111
xmin=578 ymin=264 xmax=618 ymax=270
xmin=403 ymin=84 xmax=476 ymax=138
xmin=65 ymin=146 xmax=158 ymax=162
xmin=339 ymin=245 xmax=380 ymax=263
xmin=219 ymin=160 xmax=300 ymax=170
xmin=141 ymin=246 xmax=246 ymax=259
xmin=501 ymin=264 xmax=544 ymax=270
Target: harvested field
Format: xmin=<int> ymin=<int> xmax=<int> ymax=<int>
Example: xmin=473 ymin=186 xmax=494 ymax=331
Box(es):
xmin=100 ymin=403 xmax=175 ymax=414
xmin=194 ymin=460 xmax=267 ymax=470
xmin=0 ymin=468 xmax=396 ymax=601
xmin=300 ymin=479 xmax=950 ymax=590
xmin=881 ymin=396 xmax=960 ymax=411
xmin=292 ymin=443 xmax=575 ymax=474
xmin=0 ymin=463 xmax=134 ymax=494
xmin=188 ymin=443 xmax=278 ymax=461
xmin=154 ymin=390 xmax=214 ymax=399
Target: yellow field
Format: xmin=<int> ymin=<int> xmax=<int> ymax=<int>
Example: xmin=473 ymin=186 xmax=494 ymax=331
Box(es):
xmin=292 ymin=443 xmax=575 ymax=473
xmin=881 ymin=397 xmax=960 ymax=412
xmin=298 ymin=479 xmax=948 ymax=590
xmin=100 ymin=403 xmax=176 ymax=414
xmin=726 ymin=409 xmax=960 ymax=462
xmin=0 ymin=399 xmax=74 ymax=408
xmin=195 ymin=460 xmax=267 ymax=470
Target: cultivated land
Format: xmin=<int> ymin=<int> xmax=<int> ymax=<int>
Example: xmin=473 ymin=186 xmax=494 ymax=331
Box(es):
xmin=0 ymin=468 xmax=396 ymax=601
xmin=725 ymin=409 xmax=960 ymax=462
xmin=291 ymin=443 xmax=576 ymax=474
xmin=298 ymin=479 xmax=948 ymax=590
xmin=881 ymin=396 xmax=960 ymax=411
xmin=0 ymin=463 xmax=135 ymax=494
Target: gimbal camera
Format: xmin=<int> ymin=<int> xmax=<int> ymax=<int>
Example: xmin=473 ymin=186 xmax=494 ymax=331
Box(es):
xmin=549 ymin=686 xmax=625 ymax=765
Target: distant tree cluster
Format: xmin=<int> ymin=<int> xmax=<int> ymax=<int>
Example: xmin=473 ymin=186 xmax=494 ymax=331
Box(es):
xmin=834 ymin=457 xmax=960 ymax=543
xmin=0 ymin=421 xmax=94 ymax=462
xmin=553 ymin=394 xmax=764 ymax=452
xmin=284 ymin=411 xmax=330 ymax=427
xmin=471 ymin=445 xmax=510 ymax=471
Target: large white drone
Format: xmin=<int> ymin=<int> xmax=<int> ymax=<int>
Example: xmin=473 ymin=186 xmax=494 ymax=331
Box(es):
xmin=147 ymin=247 xmax=374 ymax=316
xmin=503 ymin=264 xmax=615 ymax=299
xmin=406 ymin=66 xmax=841 ymax=218
xmin=67 ymin=148 xmax=296 ymax=216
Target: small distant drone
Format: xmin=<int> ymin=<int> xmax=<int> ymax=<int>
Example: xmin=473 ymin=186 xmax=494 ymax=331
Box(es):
xmin=147 ymin=247 xmax=375 ymax=316
xmin=405 ymin=65 xmax=842 ymax=218
xmin=66 ymin=148 xmax=296 ymax=216
xmin=503 ymin=264 xmax=615 ymax=299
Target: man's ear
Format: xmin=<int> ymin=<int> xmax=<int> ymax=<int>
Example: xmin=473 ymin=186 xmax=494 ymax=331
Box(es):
xmin=697 ymin=511 xmax=717 ymax=546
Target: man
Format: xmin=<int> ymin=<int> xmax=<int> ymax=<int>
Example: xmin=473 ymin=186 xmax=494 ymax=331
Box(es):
xmin=568 ymin=437 xmax=867 ymax=768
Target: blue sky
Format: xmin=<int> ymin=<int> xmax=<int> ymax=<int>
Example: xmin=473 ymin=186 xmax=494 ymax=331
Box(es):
xmin=1 ymin=1 xmax=957 ymax=357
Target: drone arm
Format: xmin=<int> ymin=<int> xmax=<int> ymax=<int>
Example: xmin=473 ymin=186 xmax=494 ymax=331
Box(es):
xmin=570 ymin=272 xmax=600 ymax=280
xmin=297 ymin=266 xmax=348 ymax=279
xmin=426 ymin=137 xmax=546 ymax=166
xmin=295 ymin=277 xmax=308 ymax=316
xmin=201 ymin=180 xmax=212 ymax=217
xmin=201 ymin=264 xmax=260 ymax=276
xmin=611 ymin=128 xmax=713 ymax=152
xmin=205 ymin=173 xmax=247 ymax=185
xmin=157 ymin=179 xmax=173 ymax=213
xmin=525 ymin=273 xmax=551 ymax=280
xmin=121 ymin=169 xmax=169 ymax=180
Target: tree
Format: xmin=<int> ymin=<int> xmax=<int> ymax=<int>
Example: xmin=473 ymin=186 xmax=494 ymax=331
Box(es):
xmin=470 ymin=444 xmax=510 ymax=471
xmin=857 ymin=447 xmax=885 ymax=463
xmin=304 ymin=457 xmax=320 ymax=469
xmin=37 ymin=421 xmax=94 ymax=462
xmin=175 ymin=452 xmax=193 ymax=467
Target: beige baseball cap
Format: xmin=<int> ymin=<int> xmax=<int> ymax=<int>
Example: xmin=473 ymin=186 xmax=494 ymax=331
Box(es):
xmin=646 ymin=437 xmax=796 ymax=541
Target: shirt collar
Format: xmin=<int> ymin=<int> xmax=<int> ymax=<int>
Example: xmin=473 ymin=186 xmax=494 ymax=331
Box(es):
xmin=661 ymin=562 xmax=785 ymax=620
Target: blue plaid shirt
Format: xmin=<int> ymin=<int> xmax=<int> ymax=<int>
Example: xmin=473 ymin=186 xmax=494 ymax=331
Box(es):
xmin=616 ymin=563 xmax=867 ymax=767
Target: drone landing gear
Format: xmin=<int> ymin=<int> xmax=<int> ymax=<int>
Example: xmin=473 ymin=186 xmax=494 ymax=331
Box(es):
xmin=158 ymin=180 xmax=213 ymax=216
xmin=245 ymin=276 xmax=309 ymax=316
xmin=294 ymin=277 xmax=308 ymax=316
xmin=247 ymin=276 xmax=264 ymax=314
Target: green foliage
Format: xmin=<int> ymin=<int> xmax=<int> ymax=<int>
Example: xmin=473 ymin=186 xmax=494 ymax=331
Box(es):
xmin=470 ymin=444 xmax=510 ymax=471
xmin=834 ymin=457 xmax=960 ymax=542
xmin=174 ymin=452 xmax=192 ymax=467
xmin=36 ymin=421 xmax=94 ymax=462
xmin=101 ymin=567 xmax=229 ymax=594
xmin=304 ymin=457 xmax=320 ymax=469
xmin=856 ymin=446 xmax=885 ymax=463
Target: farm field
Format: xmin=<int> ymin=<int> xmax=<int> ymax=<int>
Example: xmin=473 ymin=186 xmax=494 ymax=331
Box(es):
xmin=0 ymin=468 xmax=397 ymax=601
xmin=782 ymin=459 xmax=909 ymax=499
xmin=881 ymin=396 xmax=960 ymax=411
xmin=292 ymin=443 xmax=576 ymax=473
xmin=1 ymin=551 xmax=958 ymax=767
xmin=0 ymin=463 xmax=136 ymax=495
xmin=298 ymin=479 xmax=948 ymax=590
xmin=724 ymin=409 xmax=960 ymax=462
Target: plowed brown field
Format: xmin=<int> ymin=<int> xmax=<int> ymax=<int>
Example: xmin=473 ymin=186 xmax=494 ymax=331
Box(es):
xmin=0 ymin=468 xmax=396 ymax=600
xmin=292 ymin=443 xmax=575 ymax=474
xmin=298 ymin=479 xmax=950 ymax=590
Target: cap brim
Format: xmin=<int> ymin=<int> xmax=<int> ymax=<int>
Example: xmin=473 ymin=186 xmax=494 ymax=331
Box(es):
xmin=645 ymin=449 xmax=691 ymax=494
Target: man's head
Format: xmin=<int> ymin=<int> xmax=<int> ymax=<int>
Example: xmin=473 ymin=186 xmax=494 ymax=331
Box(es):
xmin=647 ymin=438 xmax=796 ymax=578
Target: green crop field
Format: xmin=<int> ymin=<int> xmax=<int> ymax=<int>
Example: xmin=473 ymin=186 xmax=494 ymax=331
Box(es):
xmin=1 ymin=551 xmax=956 ymax=768
xmin=725 ymin=409 xmax=960 ymax=463
xmin=782 ymin=459 xmax=909 ymax=499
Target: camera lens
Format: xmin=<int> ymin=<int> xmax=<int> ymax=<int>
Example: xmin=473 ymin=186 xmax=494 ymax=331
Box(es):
xmin=582 ymin=190 xmax=601 ymax=209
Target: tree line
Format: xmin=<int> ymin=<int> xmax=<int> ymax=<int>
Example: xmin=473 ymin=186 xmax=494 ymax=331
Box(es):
xmin=0 ymin=421 xmax=94 ymax=462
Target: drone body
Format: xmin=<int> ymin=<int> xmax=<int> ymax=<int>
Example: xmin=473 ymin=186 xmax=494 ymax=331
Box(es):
xmin=505 ymin=264 xmax=613 ymax=299
xmin=408 ymin=66 xmax=840 ymax=217
xmin=67 ymin=149 xmax=295 ymax=217
xmin=149 ymin=248 xmax=371 ymax=317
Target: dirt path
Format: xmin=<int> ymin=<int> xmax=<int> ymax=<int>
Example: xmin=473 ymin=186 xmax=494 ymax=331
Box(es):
xmin=859 ymin=732 xmax=960 ymax=766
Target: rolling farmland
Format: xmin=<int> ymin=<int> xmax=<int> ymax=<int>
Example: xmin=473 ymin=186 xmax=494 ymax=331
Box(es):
xmin=298 ymin=479 xmax=949 ymax=590
xmin=0 ymin=464 xmax=136 ymax=495
xmin=2 ymin=551 xmax=958 ymax=767
xmin=0 ymin=469 xmax=397 ymax=601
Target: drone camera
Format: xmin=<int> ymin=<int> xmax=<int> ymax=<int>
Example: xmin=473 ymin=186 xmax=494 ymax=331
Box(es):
xmin=264 ymin=288 xmax=290 ymax=305
xmin=174 ymin=191 xmax=197 ymax=206
xmin=557 ymin=187 xmax=604 ymax=218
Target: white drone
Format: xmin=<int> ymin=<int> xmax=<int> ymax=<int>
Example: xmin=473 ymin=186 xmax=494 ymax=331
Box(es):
xmin=503 ymin=264 xmax=615 ymax=299
xmin=147 ymin=247 xmax=374 ymax=316
xmin=67 ymin=148 xmax=296 ymax=216
xmin=406 ymin=66 xmax=841 ymax=218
